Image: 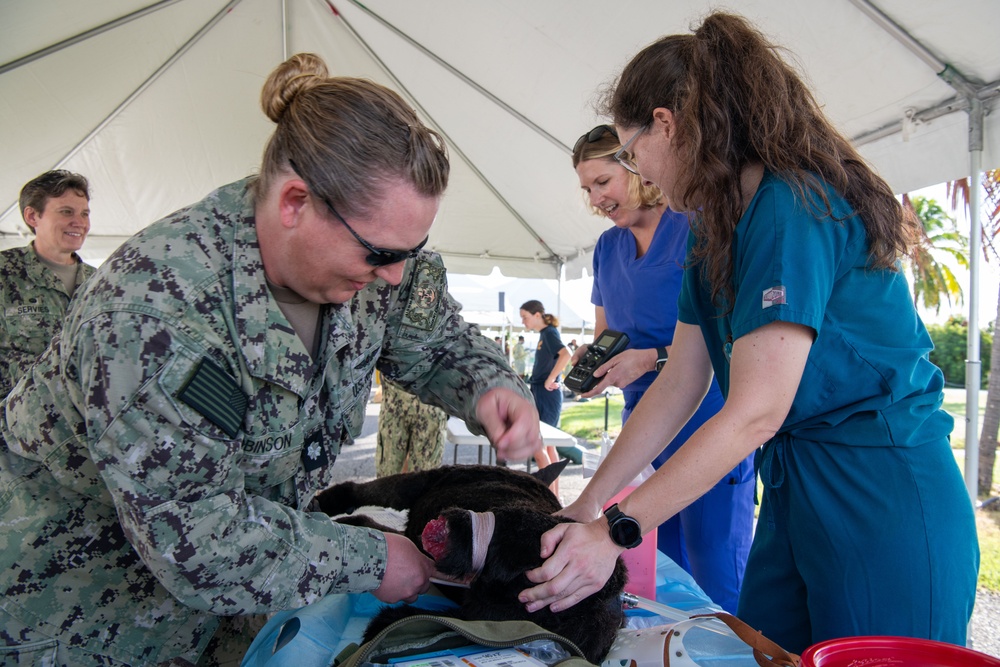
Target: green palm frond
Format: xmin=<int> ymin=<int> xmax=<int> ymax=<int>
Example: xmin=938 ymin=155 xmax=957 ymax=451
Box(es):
xmin=903 ymin=194 xmax=969 ymax=312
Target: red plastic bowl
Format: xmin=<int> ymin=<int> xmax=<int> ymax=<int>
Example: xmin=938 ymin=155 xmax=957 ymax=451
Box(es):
xmin=802 ymin=636 xmax=1000 ymax=667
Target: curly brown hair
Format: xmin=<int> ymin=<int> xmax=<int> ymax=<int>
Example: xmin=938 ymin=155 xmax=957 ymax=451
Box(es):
xmin=603 ymin=12 xmax=918 ymax=309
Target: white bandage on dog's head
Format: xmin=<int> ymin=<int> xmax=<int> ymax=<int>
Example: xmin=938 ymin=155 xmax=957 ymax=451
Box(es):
xmin=468 ymin=510 xmax=496 ymax=576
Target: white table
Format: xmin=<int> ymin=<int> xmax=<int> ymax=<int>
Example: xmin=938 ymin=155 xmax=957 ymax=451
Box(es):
xmin=446 ymin=416 xmax=577 ymax=466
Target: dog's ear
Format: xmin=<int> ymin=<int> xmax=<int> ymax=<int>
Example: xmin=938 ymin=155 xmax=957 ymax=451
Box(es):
xmin=530 ymin=458 xmax=570 ymax=487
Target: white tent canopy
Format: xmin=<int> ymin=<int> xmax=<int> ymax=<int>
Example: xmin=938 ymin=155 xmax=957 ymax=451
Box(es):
xmin=2 ymin=0 xmax=999 ymax=277
xmin=2 ymin=1 xmax=999 ymax=496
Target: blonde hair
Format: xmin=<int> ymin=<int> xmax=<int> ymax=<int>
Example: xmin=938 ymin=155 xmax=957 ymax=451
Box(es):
xmin=254 ymin=53 xmax=449 ymax=219
xmin=572 ymin=127 xmax=662 ymax=214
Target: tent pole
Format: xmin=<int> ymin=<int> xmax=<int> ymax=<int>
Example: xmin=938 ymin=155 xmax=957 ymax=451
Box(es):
xmin=965 ymin=97 xmax=985 ymax=502
xmin=557 ymin=261 xmax=566 ymax=323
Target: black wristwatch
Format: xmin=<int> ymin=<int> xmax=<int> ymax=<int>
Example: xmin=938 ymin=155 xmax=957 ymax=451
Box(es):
xmin=604 ymin=503 xmax=643 ymax=549
xmin=655 ymin=346 xmax=669 ymax=372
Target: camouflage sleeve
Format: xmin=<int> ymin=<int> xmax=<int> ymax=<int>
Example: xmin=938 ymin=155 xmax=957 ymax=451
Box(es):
xmin=74 ymin=310 xmax=385 ymax=614
xmin=0 ymin=345 xmax=36 ymax=399
xmin=377 ymin=253 xmax=531 ymax=435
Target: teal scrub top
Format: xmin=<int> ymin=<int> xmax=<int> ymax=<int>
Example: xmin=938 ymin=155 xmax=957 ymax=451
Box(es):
xmin=677 ymin=171 xmax=953 ymax=448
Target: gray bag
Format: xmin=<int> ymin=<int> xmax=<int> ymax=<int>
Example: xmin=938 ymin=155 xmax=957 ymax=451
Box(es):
xmin=332 ymin=615 xmax=596 ymax=667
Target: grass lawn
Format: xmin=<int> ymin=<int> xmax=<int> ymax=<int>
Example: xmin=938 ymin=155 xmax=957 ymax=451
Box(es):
xmin=559 ymin=393 xmax=625 ymax=443
xmin=560 ymin=389 xmax=1000 ymax=592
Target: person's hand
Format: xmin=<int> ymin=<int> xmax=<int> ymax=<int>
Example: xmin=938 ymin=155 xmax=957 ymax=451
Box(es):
xmin=570 ymin=343 xmax=589 ymax=365
xmin=578 ymin=348 xmax=655 ymax=398
xmin=554 ymin=494 xmax=603 ymax=523
xmin=475 ymin=387 xmax=543 ymax=461
xmin=372 ymin=533 xmax=435 ymax=603
xmin=544 ymin=377 xmax=560 ymax=392
xmin=518 ymin=520 xmax=623 ymax=613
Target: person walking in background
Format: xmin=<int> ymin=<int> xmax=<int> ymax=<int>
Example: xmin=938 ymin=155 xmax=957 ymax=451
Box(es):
xmin=521 ymin=12 xmax=977 ymax=653
xmin=569 ymin=124 xmax=754 ymax=613
xmin=376 ymin=379 xmax=448 ymax=476
xmin=520 ymin=299 xmax=571 ymax=494
xmin=0 ymin=169 xmax=95 ymax=400
xmin=0 ymin=53 xmax=542 ymax=666
xmin=512 ymin=334 xmax=529 ymax=380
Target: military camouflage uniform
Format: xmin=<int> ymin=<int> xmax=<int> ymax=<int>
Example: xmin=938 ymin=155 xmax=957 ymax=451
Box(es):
xmin=0 ymin=178 xmax=529 ymax=666
xmin=0 ymin=243 xmax=94 ymax=399
xmin=376 ymin=380 xmax=447 ymax=476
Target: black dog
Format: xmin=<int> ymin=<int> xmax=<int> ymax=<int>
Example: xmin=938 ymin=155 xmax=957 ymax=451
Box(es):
xmin=314 ymin=463 xmax=628 ymax=664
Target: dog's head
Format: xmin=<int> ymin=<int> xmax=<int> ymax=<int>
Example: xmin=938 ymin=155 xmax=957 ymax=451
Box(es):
xmin=421 ymin=506 xmax=564 ymax=583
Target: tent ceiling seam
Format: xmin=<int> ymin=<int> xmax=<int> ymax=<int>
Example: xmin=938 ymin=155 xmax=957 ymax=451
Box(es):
xmin=0 ymin=0 xmax=246 ymax=229
xmin=327 ymin=1 xmax=561 ymax=263
xmin=0 ymin=0 xmax=183 ymax=75
xmin=345 ymin=0 xmax=570 ymax=155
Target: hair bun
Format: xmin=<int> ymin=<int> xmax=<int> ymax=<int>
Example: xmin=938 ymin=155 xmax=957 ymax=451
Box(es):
xmin=260 ymin=53 xmax=330 ymax=123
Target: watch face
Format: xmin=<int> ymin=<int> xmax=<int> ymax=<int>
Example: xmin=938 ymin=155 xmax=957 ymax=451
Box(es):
xmin=610 ymin=516 xmax=642 ymax=548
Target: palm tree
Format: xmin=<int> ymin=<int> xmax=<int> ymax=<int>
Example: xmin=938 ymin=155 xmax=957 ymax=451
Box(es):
xmin=946 ymin=169 xmax=1000 ymax=497
xmin=902 ymin=195 xmax=969 ymax=314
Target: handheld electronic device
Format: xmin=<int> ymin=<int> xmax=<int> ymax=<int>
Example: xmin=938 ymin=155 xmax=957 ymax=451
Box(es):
xmin=563 ymin=329 xmax=630 ymax=393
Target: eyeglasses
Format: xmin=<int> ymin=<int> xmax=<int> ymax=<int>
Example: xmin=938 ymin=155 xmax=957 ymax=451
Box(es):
xmin=288 ymin=159 xmax=428 ymax=267
xmin=614 ymin=129 xmax=645 ymax=175
xmin=572 ymin=125 xmax=618 ymax=155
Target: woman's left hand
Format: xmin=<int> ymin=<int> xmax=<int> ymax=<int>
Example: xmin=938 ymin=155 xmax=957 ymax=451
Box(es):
xmin=518 ymin=519 xmax=622 ymax=613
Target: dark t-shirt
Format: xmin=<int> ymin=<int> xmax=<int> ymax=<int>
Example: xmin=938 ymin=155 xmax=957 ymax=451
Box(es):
xmin=529 ymin=325 xmax=564 ymax=384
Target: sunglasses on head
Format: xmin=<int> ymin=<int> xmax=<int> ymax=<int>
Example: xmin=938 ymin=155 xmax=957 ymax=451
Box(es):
xmin=572 ymin=125 xmax=619 ymax=154
xmin=288 ymin=159 xmax=428 ymax=267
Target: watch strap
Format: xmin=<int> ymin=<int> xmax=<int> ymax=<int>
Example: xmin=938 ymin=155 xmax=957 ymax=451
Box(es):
xmin=605 ymin=503 xmax=625 ymax=523
xmin=655 ymin=346 xmax=668 ymax=371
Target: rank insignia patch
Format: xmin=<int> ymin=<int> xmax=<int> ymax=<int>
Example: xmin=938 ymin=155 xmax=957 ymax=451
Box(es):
xmin=402 ymin=259 xmax=445 ymax=331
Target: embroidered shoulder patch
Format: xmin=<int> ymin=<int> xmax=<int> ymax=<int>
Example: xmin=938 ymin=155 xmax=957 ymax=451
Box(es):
xmin=762 ymin=286 xmax=786 ymax=309
xmin=402 ymin=259 xmax=445 ymax=331
xmin=177 ymin=357 xmax=248 ymax=438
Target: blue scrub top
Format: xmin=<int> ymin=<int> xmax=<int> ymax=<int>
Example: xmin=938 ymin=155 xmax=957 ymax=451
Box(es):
xmin=677 ymin=171 xmax=952 ymax=448
xmin=592 ymin=208 xmax=690 ymax=394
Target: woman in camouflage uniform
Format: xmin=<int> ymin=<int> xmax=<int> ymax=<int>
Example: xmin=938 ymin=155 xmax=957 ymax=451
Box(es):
xmin=0 ymin=54 xmax=541 ymax=666
xmin=0 ymin=170 xmax=95 ymax=400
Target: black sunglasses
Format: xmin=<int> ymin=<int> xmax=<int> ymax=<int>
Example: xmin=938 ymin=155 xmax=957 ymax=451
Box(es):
xmin=288 ymin=159 xmax=428 ymax=267
xmin=572 ymin=124 xmax=619 ymax=154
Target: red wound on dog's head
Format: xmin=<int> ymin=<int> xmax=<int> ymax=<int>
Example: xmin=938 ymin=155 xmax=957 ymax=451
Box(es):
xmin=421 ymin=517 xmax=449 ymax=560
